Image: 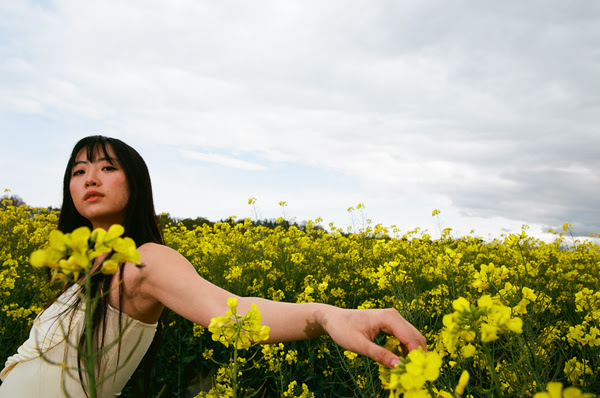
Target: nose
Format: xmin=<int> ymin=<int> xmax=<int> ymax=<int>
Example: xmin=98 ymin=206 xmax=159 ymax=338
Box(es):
xmin=85 ymin=170 xmax=100 ymax=187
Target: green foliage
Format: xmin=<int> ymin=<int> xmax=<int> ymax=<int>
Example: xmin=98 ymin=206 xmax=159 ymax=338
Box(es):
xmin=1 ymin=200 xmax=599 ymax=397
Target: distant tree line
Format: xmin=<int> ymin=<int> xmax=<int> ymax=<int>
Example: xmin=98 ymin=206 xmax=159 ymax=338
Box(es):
xmin=157 ymin=212 xmax=325 ymax=233
xmin=1 ymin=194 xmax=324 ymax=234
xmin=0 ymin=193 xmax=59 ymax=214
xmin=0 ymin=194 xmax=26 ymax=208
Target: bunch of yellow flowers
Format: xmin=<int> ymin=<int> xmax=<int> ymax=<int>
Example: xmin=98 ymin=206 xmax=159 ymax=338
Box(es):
xmin=29 ymin=225 xmax=140 ymax=280
xmin=440 ymin=295 xmax=523 ymax=357
xmin=208 ymin=297 xmax=270 ymax=350
xmin=379 ymin=340 xmax=445 ymax=398
xmin=534 ymin=382 xmax=595 ymax=398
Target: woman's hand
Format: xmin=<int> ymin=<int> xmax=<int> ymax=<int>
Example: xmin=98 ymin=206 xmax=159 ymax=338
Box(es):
xmin=319 ymin=307 xmax=426 ymax=368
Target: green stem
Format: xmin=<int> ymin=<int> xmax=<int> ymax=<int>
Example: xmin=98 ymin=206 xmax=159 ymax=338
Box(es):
xmin=84 ymin=270 xmax=97 ymax=398
xmin=232 ymin=320 xmax=240 ymax=398
xmin=278 ymin=365 xmax=285 ymax=397
xmin=482 ymin=343 xmax=501 ymax=397
xmin=425 ymin=382 xmax=437 ymax=397
xmin=231 ymin=314 xmax=243 ymax=398
xmin=516 ymin=334 xmax=543 ymax=391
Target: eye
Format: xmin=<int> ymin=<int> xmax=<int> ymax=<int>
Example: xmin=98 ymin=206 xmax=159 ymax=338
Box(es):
xmin=102 ymin=166 xmax=118 ymax=171
xmin=72 ymin=169 xmax=84 ymax=177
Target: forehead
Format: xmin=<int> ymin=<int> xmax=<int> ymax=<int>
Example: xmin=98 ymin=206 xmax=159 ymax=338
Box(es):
xmin=74 ymin=143 xmax=117 ymax=163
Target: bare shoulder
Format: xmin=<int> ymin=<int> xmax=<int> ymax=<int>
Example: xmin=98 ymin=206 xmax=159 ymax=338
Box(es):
xmin=110 ymin=243 xmax=190 ymax=323
xmin=138 ymin=242 xmax=175 ymax=255
xmin=131 ymin=242 xmax=219 ymax=325
xmin=135 ymin=242 xmax=196 ymax=278
xmin=137 ymin=243 xmax=187 ymax=263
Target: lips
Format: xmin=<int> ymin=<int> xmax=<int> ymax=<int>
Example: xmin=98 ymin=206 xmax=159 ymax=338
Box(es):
xmin=84 ymin=191 xmax=104 ymax=202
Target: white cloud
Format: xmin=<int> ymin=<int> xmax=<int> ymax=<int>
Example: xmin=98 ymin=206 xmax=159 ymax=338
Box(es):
xmin=179 ymin=149 xmax=267 ymax=171
xmin=1 ymin=0 xmax=599 ymax=238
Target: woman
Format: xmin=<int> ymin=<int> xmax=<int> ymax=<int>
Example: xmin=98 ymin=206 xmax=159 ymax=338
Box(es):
xmin=0 ymin=136 xmax=426 ymax=397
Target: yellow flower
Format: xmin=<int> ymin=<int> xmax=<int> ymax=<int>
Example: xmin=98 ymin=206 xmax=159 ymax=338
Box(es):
xmin=461 ymin=344 xmax=476 ymax=358
xmin=70 ymin=226 xmax=91 ymax=253
xmin=106 ymin=224 xmax=125 ymax=241
xmin=111 ymin=237 xmax=141 ymax=264
xmin=455 ymin=370 xmax=469 ymax=396
xmin=406 ymin=348 xmax=441 ymax=383
xmin=480 ymin=323 xmax=499 ymax=343
xmin=452 ymin=297 xmax=470 ymax=312
xmin=564 ymin=357 xmax=594 ymax=384
xmin=100 ymin=259 xmax=119 ymax=274
xmin=29 ymin=225 xmax=139 ymax=280
xmin=227 ymin=297 xmax=238 ymax=313
xmin=49 ymin=229 xmax=69 ymax=252
xmin=404 ymin=390 xmax=430 ymax=398
xmin=522 ymin=286 xmax=537 ymax=302
xmin=59 ymin=257 xmax=82 ymax=279
xmin=477 ymin=295 xmax=494 ymax=311
xmin=382 ymin=347 xmax=442 ymax=394
xmin=207 ymin=298 xmax=270 ymax=350
xmin=534 ymin=382 xmax=595 ymax=398
xmin=504 ymin=316 xmax=523 ymax=334
xmin=30 ymin=250 xmax=50 ymax=268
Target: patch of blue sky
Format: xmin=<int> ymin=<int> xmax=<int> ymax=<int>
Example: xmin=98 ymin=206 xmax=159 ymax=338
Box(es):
xmin=0 ymin=110 xmax=113 ymax=207
xmin=178 ymin=149 xmax=356 ymax=194
xmin=2 ymin=111 xmax=108 ymax=146
xmin=29 ymin=0 xmax=56 ymax=11
xmin=140 ymin=145 xmax=361 ymax=223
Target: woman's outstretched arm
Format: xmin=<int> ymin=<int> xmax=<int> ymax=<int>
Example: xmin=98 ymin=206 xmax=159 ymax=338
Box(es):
xmin=138 ymin=243 xmax=426 ymax=368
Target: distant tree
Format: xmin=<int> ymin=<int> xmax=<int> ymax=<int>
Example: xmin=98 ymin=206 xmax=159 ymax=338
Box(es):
xmin=156 ymin=213 xmax=214 ymax=230
xmin=157 ymin=212 xmax=176 ymax=229
xmin=0 ymin=193 xmax=26 ymax=209
xmin=177 ymin=216 xmax=214 ymax=229
xmin=157 ymin=213 xmax=325 ymax=233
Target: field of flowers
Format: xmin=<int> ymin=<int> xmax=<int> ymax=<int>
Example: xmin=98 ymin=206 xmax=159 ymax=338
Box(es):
xmin=1 ymin=198 xmax=598 ymax=397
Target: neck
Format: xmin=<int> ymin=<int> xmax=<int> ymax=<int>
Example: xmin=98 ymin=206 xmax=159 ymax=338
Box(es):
xmin=91 ymin=217 xmax=125 ymax=232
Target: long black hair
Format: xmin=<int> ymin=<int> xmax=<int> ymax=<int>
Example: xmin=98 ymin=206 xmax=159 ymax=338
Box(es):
xmin=56 ymin=135 xmax=164 ymax=396
xmin=58 ymin=135 xmax=163 ymax=246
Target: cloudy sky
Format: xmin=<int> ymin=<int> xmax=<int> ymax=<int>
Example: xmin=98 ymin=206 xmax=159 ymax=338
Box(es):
xmin=1 ymin=0 xmax=599 ymax=240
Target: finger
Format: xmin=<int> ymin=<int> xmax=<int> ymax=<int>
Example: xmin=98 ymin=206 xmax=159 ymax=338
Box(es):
xmin=364 ymin=341 xmax=402 ymax=369
xmin=380 ymin=309 xmax=427 ymax=352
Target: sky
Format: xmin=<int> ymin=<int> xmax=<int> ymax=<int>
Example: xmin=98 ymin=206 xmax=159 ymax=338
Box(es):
xmin=1 ymin=0 xmax=599 ymax=241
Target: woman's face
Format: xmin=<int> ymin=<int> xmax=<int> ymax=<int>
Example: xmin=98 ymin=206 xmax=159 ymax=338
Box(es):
xmin=69 ymin=144 xmax=130 ymax=230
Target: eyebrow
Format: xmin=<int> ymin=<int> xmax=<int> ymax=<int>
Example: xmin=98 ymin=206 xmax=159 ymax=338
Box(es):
xmin=73 ymin=157 xmax=115 ymax=166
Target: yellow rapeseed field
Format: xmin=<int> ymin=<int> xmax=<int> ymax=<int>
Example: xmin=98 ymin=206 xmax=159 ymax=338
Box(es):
xmin=1 ymin=198 xmax=598 ymax=397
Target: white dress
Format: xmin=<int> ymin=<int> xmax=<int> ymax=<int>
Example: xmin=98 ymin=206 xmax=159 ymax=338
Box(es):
xmin=0 ymin=285 xmax=157 ymax=397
